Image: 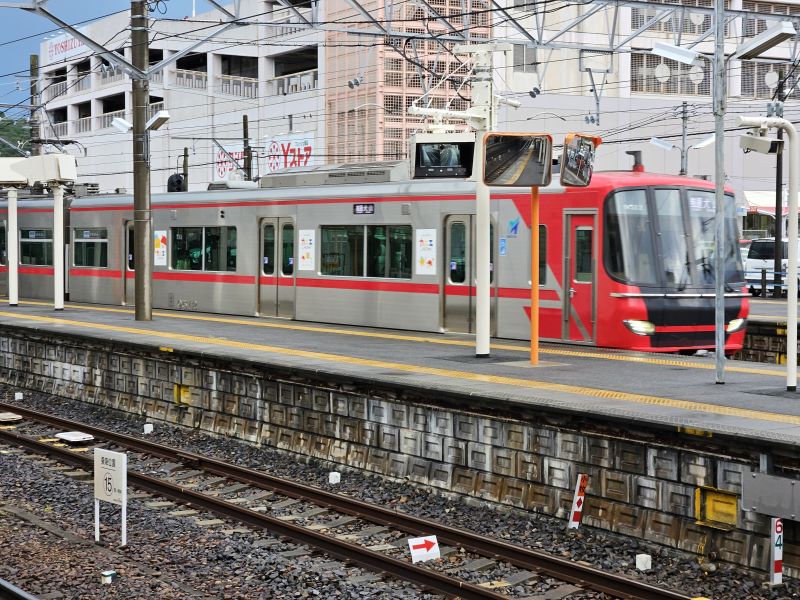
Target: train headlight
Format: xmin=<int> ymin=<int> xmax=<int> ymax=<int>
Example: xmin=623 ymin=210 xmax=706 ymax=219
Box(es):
xmin=623 ymin=320 xmax=656 ymax=336
xmin=726 ymin=318 xmax=747 ymax=333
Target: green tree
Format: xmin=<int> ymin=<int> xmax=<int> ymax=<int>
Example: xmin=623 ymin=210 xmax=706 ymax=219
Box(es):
xmin=0 ymin=113 xmax=30 ymax=157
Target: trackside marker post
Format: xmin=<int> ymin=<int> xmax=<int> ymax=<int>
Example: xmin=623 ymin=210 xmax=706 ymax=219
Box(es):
xmin=408 ymin=535 xmax=440 ymax=563
xmin=770 ymin=517 xmax=783 ymax=586
xmin=568 ymin=473 xmax=589 ymax=529
xmin=94 ymin=448 xmax=128 ymax=546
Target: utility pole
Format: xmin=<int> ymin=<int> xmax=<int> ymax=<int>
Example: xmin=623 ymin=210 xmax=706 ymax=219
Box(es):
xmin=131 ymin=0 xmax=152 ymax=320
xmin=243 ymin=114 xmax=252 ymax=181
xmin=713 ymin=0 xmax=726 ymax=383
xmin=183 ymin=147 xmax=189 ymax=191
xmin=680 ymin=101 xmax=688 ymax=176
xmin=773 ymin=76 xmax=785 ymax=298
xmin=29 ymin=54 xmax=40 ymax=156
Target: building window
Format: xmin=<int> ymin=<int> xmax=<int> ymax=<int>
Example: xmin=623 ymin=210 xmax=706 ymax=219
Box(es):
xmin=171 ymin=226 xmax=236 ymax=272
xmin=73 ymin=228 xmax=108 ymax=268
xmin=631 ymin=0 xmax=723 ymax=36
xmin=512 ymin=44 xmax=537 ymax=73
xmin=630 ymin=52 xmax=711 ymax=95
xmin=20 ymin=229 xmax=53 ymax=266
xmin=742 ymin=1 xmax=800 ymax=38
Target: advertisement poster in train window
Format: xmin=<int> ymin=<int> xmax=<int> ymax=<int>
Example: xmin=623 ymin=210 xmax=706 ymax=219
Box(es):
xmin=153 ymin=231 xmax=167 ymax=266
xmin=299 ymin=230 xmax=315 ymax=271
xmin=415 ymin=229 xmax=437 ymax=275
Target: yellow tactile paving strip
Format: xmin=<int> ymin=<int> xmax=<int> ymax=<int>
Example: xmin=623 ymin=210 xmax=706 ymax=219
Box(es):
xmin=9 ymin=300 xmax=784 ymax=378
xmin=0 ymin=309 xmax=798 ymax=428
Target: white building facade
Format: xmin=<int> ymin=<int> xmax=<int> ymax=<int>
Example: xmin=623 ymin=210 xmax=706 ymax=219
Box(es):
xmin=36 ymin=0 xmax=800 ymax=199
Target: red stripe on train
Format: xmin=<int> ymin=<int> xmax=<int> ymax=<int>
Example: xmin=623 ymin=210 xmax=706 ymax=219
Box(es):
xmin=20 ymin=266 xmax=54 ymax=275
xmin=71 ymin=269 xmax=122 ymax=278
xmin=295 ymin=278 xmax=439 ymax=294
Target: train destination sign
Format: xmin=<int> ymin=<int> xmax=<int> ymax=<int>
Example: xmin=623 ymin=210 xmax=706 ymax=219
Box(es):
xmin=483 ymin=133 xmax=553 ymax=187
xmin=353 ymin=203 xmax=375 ymax=215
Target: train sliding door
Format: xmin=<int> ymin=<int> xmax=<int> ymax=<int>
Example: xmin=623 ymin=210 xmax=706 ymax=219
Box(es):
xmin=258 ymin=218 xmax=295 ymax=318
xmin=443 ymin=215 xmax=495 ymax=334
xmin=563 ymin=211 xmax=596 ymax=343
xmin=123 ymin=221 xmax=134 ymax=305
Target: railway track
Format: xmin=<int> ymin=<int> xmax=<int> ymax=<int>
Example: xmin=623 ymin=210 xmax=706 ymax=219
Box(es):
xmin=0 ymin=402 xmax=692 ymax=600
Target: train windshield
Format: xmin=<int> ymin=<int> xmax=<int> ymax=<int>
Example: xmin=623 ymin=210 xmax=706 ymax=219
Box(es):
xmin=606 ymin=188 xmax=744 ymax=288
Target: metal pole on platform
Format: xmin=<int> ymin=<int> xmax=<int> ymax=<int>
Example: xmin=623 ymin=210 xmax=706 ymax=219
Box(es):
xmin=52 ymin=184 xmax=64 ymax=310
xmin=132 ymin=0 xmax=152 ymax=320
xmin=713 ymin=0 xmax=726 ymax=383
xmin=739 ymin=116 xmax=799 ymax=390
xmin=7 ymin=188 xmax=18 ymax=306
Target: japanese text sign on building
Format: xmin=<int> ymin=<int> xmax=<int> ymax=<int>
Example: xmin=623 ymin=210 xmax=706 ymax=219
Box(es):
xmin=408 ymin=535 xmax=440 ymax=563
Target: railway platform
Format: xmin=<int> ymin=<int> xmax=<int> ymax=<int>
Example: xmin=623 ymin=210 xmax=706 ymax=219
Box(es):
xmin=0 ymin=299 xmax=795 ymax=447
xmin=1 ymin=299 xmax=799 ymax=572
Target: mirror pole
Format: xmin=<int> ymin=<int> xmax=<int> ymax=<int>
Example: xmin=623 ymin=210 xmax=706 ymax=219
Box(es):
xmin=530 ymin=186 xmax=540 ymax=365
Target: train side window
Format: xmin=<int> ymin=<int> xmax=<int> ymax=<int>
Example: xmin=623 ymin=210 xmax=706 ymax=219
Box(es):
xmin=367 ymin=225 xmax=412 ymax=279
xmin=321 ymin=225 xmax=364 ymax=276
xmin=449 ymin=222 xmax=466 ymax=283
xmin=20 ymin=229 xmax=53 ymax=266
xmin=574 ymin=228 xmax=592 ymax=283
xmin=127 ymin=227 xmax=134 ymax=270
xmin=73 ymin=228 xmax=108 ymax=268
xmin=538 ymin=225 xmax=547 ymax=284
xmin=263 ymin=225 xmax=275 ymax=275
xmin=0 ymin=227 xmax=6 ymax=266
xmin=172 ymin=227 xmax=203 ymax=271
xmin=205 ymin=226 xmax=237 ymax=272
xmin=281 ymin=224 xmax=294 ymax=276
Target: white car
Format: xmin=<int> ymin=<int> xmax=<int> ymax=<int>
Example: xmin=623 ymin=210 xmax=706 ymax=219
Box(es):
xmin=745 ymin=238 xmax=800 ymax=296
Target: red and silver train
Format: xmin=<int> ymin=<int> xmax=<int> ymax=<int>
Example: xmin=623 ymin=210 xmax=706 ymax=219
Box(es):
xmin=0 ymin=152 xmax=748 ymax=354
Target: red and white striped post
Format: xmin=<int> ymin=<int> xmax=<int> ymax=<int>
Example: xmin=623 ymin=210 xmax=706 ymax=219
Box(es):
xmin=568 ymin=473 xmax=589 ymax=529
xmin=770 ymin=517 xmax=784 ymax=586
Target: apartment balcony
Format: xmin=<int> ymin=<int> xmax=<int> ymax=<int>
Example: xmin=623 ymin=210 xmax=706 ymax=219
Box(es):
xmin=150 ymin=71 xmax=163 ymax=85
xmin=45 ymin=122 xmax=68 ymax=138
xmin=100 ymin=68 xmax=125 ymax=87
xmin=99 ymin=109 xmax=126 ymax=129
xmin=75 ymin=116 xmax=92 ymax=134
xmin=216 ymin=74 xmax=258 ymax=98
xmin=148 ymin=102 xmax=165 ymax=119
xmin=267 ymin=69 xmax=317 ymax=96
xmin=175 ymin=68 xmax=207 ymax=89
xmin=44 ymin=80 xmax=68 ymax=102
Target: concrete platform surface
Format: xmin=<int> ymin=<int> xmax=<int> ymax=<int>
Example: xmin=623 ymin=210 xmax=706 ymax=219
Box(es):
xmin=1 ymin=300 xmax=800 ymax=447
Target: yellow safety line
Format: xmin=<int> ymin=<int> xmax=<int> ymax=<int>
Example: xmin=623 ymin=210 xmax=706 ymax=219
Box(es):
xmin=6 ymin=300 xmax=784 ymax=377
xmin=0 ymin=310 xmax=798 ymax=427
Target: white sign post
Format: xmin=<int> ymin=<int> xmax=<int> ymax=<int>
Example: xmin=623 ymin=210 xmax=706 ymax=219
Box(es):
xmin=408 ymin=535 xmax=440 ymax=563
xmin=770 ymin=517 xmax=783 ymax=586
xmin=567 ymin=473 xmax=589 ymax=529
xmin=94 ymin=448 xmax=128 ymax=546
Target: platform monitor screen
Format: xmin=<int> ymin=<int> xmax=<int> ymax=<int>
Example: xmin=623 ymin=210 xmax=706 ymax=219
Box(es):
xmin=413 ymin=142 xmax=474 ymax=179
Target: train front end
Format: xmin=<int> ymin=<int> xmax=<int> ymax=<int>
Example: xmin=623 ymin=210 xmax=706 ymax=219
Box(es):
xmin=597 ymin=172 xmax=748 ymax=354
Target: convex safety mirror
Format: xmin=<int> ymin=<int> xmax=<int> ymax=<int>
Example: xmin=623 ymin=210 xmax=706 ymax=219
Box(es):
xmin=483 ymin=133 xmax=553 ymax=187
xmin=560 ymin=134 xmax=601 ymax=187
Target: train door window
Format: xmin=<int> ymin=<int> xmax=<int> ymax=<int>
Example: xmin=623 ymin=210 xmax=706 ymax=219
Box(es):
xmin=73 ymin=228 xmax=108 ymax=268
xmin=127 ymin=226 xmax=134 ymax=270
xmin=20 ymin=229 xmax=53 ymax=266
xmin=366 ymin=225 xmax=412 ymax=278
xmin=262 ymin=224 xmax=275 ymax=275
xmin=281 ymin=224 xmax=294 ymax=276
xmin=538 ymin=225 xmax=547 ymax=284
xmin=172 ymin=227 xmax=203 ymax=270
xmin=654 ymin=189 xmax=690 ymax=287
xmin=321 ymin=225 xmax=364 ymax=276
xmin=0 ymin=226 xmax=6 ymax=266
xmin=449 ymin=222 xmax=466 ymax=283
xmin=574 ymin=228 xmax=593 ymax=282
xmin=205 ymin=226 xmax=237 ymax=272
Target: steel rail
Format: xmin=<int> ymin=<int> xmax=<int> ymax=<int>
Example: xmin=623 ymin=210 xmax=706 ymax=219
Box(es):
xmin=0 ymin=403 xmax=692 ymax=600
xmin=0 ymin=578 xmax=40 ymax=600
xmin=0 ymin=427 xmax=506 ymax=600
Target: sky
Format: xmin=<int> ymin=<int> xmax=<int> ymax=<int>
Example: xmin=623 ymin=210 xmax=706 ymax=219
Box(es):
xmin=0 ymin=0 xmax=209 ymax=116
